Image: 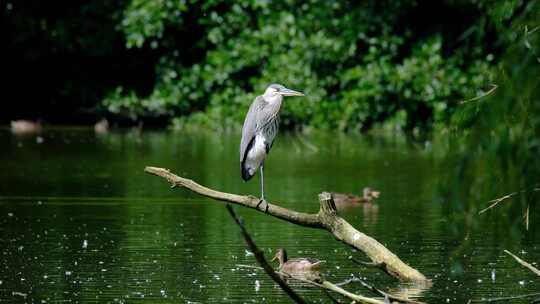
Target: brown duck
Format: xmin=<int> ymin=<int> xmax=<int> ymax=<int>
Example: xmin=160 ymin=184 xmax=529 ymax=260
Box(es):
xmin=271 ymin=248 xmax=323 ymax=273
xmin=332 ymin=187 xmax=380 ymax=205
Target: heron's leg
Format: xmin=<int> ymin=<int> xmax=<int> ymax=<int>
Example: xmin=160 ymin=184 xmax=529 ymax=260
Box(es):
xmin=260 ymin=164 xmax=265 ymax=200
xmin=256 ymin=164 xmax=269 ymax=212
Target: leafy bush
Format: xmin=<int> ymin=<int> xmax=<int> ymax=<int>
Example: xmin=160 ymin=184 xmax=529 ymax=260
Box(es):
xmin=104 ymin=0 xmax=499 ymax=131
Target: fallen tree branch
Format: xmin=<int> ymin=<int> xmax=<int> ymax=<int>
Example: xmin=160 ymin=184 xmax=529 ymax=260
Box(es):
xmin=226 ymin=205 xmax=307 ymax=304
xmin=504 ymin=250 xmax=540 ymax=277
xmin=145 ymin=166 xmax=428 ymax=283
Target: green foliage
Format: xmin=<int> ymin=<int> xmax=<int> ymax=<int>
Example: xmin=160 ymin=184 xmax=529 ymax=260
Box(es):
xmin=104 ymin=0 xmax=502 ymax=131
xmin=442 ymin=0 xmax=540 ymax=231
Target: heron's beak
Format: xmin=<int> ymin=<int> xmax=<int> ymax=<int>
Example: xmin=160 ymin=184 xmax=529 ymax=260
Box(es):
xmin=279 ymin=88 xmax=305 ymax=96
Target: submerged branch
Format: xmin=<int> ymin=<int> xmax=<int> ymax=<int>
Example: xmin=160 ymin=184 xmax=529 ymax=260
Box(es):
xmin=504 ymin=250 xmax=540 ymax=277
xmin=145 ymin=166 xmax=428 ymax=283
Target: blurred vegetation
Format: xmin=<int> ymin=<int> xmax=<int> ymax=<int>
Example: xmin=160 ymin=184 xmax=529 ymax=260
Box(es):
xmin=6 ymin=0 xmax=534 ymax=133
xmin=102 ymin=0 xmax=506 ymax=131
xmin=438 ymin=0 xmax=539 ymax=241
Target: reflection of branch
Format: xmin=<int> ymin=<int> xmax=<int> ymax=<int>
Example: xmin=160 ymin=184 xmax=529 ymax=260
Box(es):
xmin=226 ymin=205 xmax=307 ymax=304
xmin=504 ymin=250 xmax=540 ymax=277
xmin=279 ymin=274 xmax=386 ymax=304
xmin=295 ymin=134 xmax=319 ymax=153
xmin=237 ymin=265 xmax=425 ymax=304
xmin=459 ymin=84 xmax=498 ymax=104
xmin=145 ymin=166 xmax=428 ymax=283
xmin=478 ymin=187 xmax=539 ymax=215
xmin=336 ymin=277 xmax=425 ymax=304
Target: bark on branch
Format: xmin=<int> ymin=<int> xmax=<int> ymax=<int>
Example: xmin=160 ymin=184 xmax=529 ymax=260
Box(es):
xmin=144 ymin=166 xmax=429 ymax=283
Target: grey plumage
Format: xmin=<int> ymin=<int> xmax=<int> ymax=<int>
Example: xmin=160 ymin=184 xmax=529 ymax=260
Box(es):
xmin=239 ymin=84 xmax=305 ymax=203
xmin=240 ymin=95 xmax=281 ymax=180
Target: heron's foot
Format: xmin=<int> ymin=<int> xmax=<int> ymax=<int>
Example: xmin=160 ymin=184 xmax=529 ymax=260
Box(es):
xmin=256 ymin=198 xmax=269 ymax=213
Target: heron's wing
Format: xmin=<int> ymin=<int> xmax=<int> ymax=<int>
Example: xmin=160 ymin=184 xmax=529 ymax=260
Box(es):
xmin=240 ymin=96 xmax=265 ymax=163
xmin=254 ymin=98 xmax=281 ymax=151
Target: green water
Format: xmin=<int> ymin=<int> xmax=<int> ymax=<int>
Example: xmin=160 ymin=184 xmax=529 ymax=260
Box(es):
xmin=0 ymin=129 xmax=538 ymax=303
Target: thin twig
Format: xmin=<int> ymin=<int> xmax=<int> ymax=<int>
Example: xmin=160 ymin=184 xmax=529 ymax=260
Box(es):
xmin=469 ymin=292 xmax=540 ymax=303
xmin=459 ymin=84 xmax=498 ymax=104
xmin=525 ymin=204 xmax=529 ymax=231
xmin=335 ymin=277 xmax=425 ymax=304
xmin=504 ymin=250 xmax=540 ymax=277
xmin=226 ymin=205 xmax=308 ymax=304
xmin=478 ymin=191 xmax=519 ymax=214
xmin=478 ymin=187 xmax=540 ymax=215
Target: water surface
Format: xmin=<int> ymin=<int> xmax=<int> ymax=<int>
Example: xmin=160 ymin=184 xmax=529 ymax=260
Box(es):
xmin=0 ymin=129 xmax=538 ymax=303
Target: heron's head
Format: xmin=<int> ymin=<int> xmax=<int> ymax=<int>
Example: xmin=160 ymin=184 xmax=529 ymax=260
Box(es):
xmin=264 ymin=84 xmax=305 ymax=99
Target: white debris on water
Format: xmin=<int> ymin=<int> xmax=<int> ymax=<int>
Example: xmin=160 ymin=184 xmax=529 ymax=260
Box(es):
xmin=491 ymin=269 xmax=496 ymax=282
xmin=12 ymin=291 xmax=27 ymax=298
xmin=65 ymin=271 xmax=72 ymax=276
xmin=519 ymin=280 xmax=525 ymax=286
xmin=245 ymin=249 xmax=254 ymax=257
xmin=8 ymin=213 xmax=13 ymax=217
xmin=82 ymin=240 xmax=88 ymax=249
xmin=255 ymin=280 xmax=260 ymax=292
xmin=477 ymin=279 xmax=482 ymax=283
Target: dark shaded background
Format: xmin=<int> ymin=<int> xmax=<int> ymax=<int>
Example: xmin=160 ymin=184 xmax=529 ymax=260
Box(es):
xmin=3 ymin=1 xmax=157 ymax=124
xmin=2 ymin=0 xmax=510 ymax=127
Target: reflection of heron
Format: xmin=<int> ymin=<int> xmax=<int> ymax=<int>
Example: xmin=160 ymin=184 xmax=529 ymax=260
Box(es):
xmin=240 ymin=84 xmax=304 ymax=211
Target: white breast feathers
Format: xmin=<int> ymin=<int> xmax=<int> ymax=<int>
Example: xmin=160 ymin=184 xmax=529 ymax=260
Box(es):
xmin=244 ymin=134 xmax=267 ymax=176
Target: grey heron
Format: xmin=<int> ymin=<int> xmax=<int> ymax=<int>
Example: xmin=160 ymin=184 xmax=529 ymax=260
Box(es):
xmin=240 ymin=84 xmax=305 ymax=211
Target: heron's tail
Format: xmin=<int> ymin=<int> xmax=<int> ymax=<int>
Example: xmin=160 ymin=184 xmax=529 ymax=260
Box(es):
xmin=241 ymin=165 xmax=255 ymax=181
